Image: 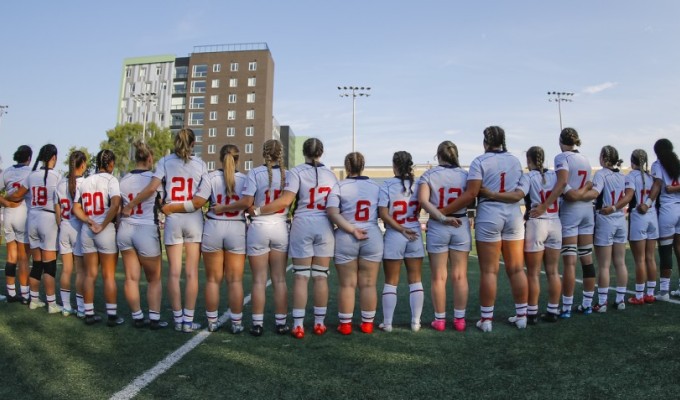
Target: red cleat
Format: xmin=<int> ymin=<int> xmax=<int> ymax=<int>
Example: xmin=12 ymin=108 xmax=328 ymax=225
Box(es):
xmin=643 ymin=294 xmax=656 ymax=304
xmin=360 ymin=322 xmax=374 ymax=334
xmin=291 ymin=326 xmax=305 ymax=339
xmin=337 ymin=322 xmax=352 ymax=335
xmin=628 ymin=296 xmax=645 ymax=305
xmin=313 ymin=323 xmax=327 ymax=336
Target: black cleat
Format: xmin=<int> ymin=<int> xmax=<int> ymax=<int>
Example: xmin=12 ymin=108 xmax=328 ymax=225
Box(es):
xmin=107 ymin=315 xmax=125 ymax=327
xmin=6 ymin=295 xmax=22 ymax=303
xmin=149 ymin=320 xmax=169 ymax=330
xmin=133 ymin=318 xmax=149 ymax=329
xmin=540 ymin=312 xmax=559 ymax=323
xmin=85 ymin=314 xmax=103 ymax=325
xmin=250 ymin=325 xmax=264 ymax=337
xmin=275 ymin=324 xmax=291 ymax=335
xmin=527 ymin=315 xmax=539 ymax=325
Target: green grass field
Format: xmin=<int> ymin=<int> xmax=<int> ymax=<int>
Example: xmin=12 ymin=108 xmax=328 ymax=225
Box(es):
xmin=2 ymin=246 xmax=680 ymax=400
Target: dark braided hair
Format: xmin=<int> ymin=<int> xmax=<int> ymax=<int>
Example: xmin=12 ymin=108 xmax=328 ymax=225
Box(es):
xmin=527 ymin=146 xmax=546 ymax=184
xmin=559 ymin=127 xmax=582 ymax=147
xmin=483 ymin=126 xmax=507 ymax=152
xmin=344 ymin=152 xmax=365 ymax=176
xmin=303 ymin=138 xmax=324 ymax=187
xmin=393 ymin=151 xmax=414 ymax=195
xmin=13 ymin=145 xmax=32 ymax=164
xmin=68 ymin=151 xmax=87 ymax=200
xmin=654 ymin=138 xmax=680 ymax=180
xmin=96 ymin=149 xmax=116 ymax=173
xmin=631 ymin=149 xmax=649 ymax=190
xmin=600 ymin=145 xmax=623 ymax=170
xmin=220 ymin=144 xmax=240 ymax=196
xmin=436 ymin=140 xmax=460 ymax=167
xmin=263 ymin=139 xmax=285 ymax=190
xmin=32 ymin=144 xmax=58 ymax=185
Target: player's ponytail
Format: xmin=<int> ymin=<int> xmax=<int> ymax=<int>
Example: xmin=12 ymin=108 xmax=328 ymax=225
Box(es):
xmin=133 ymin=141 xmax=153 ymax=164
xmin=68 ymin=150 xmax=87 ymax=200
xmin=527 ymin=146 xmax=546 ymax=184
xmin=654 ymin=138 xmax=680 ymax=180
xmin=631 ymin=149 xmax=649 ymax=189
xmin=392 ymin=151 xmax=414 ymax=195
xmin=560 ymin=127 xmax=582 ymax=147
xmin=483 ymin=126 xmax=507 ymax=152
xmin=436 ymin=140 xmax=460 ymax=168
xmin=263 ymin=139 xmax=285 ymax=190
xmin=33 ymin=144 xmax=57 ymax=185
xmin=601 ymin=145 xmax=623 ymax=170
xmin=220 ymin=144 xmax=240 ymax=196
xmin=96 ymin=149 xmax=116 ymax=173
xmin=303 ymin=138 xmax=324 ymax=187
xmin=344 ymin=152 xmax=365 ymax=176
xmin=13 ymin=145 xmax=32 ymax=164
xmin=174 ymin=128 xmax=195 ymax=163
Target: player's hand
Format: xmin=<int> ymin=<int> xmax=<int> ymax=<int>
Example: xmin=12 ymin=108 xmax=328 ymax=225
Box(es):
xmin=530 ymin=204 xmax=546 ymax=218
xmin=401 ymin=228 xmax=418 ymax=241
xmin=90 ymin=222 xmax=103 ymax=234
xmin=212 ymin=204 xmax=226 ymax=214
xmin=121 ymin=205 xmax=132 ymax=218
xmin=636 ymin=203 xmax=648 ymax=214
xmin=478 ymin=187 xmax=494 ymax=199
xmin=161 ymin=204 xmax=173 ymax=216
xmin=600 ymin=206 xmax=613 ymax=216
xmin=352 ymin=228 xmax=368 ymax=240
xmin=444 ymin=217 xmax=462 ymax=228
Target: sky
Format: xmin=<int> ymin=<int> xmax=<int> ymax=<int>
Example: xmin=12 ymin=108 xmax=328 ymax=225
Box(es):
xmin=1 ymin=1 xmax=679 ymax=171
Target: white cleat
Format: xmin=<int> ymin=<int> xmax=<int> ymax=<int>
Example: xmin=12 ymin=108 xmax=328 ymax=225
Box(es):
xmin=508 ymin=315 xmax=527 ymax=329
xmin=476 ymin=319 xmax=493 ymax=333
xmin=47 ymin=304 xmax=63 ymax=314
xmin=378 ymin=323 xmax=393 ymax=333
xmin=411 ymin=322 xmax=421 ymax=332
xmin=29 ymin=300 xmax=46 ymax=310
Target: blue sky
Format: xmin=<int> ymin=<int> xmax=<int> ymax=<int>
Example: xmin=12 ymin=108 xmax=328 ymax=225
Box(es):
xmin=1 ymin=1 xmax=678 ymax=170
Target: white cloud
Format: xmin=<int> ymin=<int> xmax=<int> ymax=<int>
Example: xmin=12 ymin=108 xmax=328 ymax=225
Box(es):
xmin=582 ymin=82 xmax=619 ymax=95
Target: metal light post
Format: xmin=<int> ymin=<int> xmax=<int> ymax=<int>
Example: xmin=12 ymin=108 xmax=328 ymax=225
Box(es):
xmin=547 ymin=91 xmax=574 ymax=131
xmin=338 ymin=86 xmax=371 ymax=152
xmin=132 ymin=92 xmax=157 ymax=143
xmin=0 ymin=105 xmax=8 ymax=133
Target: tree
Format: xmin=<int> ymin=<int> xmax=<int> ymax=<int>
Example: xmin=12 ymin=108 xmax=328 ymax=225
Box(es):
xmin=100 ymin=123 xmax=173 ymax=175
xmin=61 ymin=146 xmax=96 ymax=177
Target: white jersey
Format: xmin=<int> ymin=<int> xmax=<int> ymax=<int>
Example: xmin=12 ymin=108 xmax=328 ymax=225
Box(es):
xmin=21 ymin=168 xmax=61 ymax=213
xmin=625 ymin=169 xmax=655 ymax=214
xmin=419 ymin=165 xmax=468 ymax=216
xmin=154 ymin=153 xmax=208 ymax=204
xmin=592 ymin=168 xmax=626 ymax=214
xmin=242 ymin=165 xmax=290 ymax=222
xmin=1 ymin=164 xmax=32 ymax=207
xmin=327 ymin=176 xmax=381 ymax=228
xmin=468 ymin=151 xmax=523 ymax=206
xmin=120 ymin=169 xmax=160 ymax=225
xmin=55 ymin=175 xmax=84 ymax=230
xmin=378 ymin=177 xmax=420 ymax=229
xmin=285 ymin=162 xmax=338 ymax=218
xmin=554 ymin=150 xmax=592 ymax=193
xmin=523 ymin=170 xmax=559 ymax=219
xmin=196 ymin=170 xmax=247 ymax=221
xmin=651 ymin=160 xmax=680 ymax=205
xmin=75 ymin=172 xmax=121 ymax=225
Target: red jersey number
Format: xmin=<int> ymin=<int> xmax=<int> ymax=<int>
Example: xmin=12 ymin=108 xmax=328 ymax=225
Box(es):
xmin=82 ymin=192 xmax=105 ymax=216
xmin=264 ymin=189 xmax=284 ymax=214
xmin=170 ymin=177 xmax=194 ymax=202
xmin=127 ymin=193 xmax=143 ymax=215
xmin=31 ymin=186 xmax=48 ymax=207
xmin=215 ymin=194 xmax=240 ymax=217
xmin=437 ymin=187 xmax=462 ymax=208
xmin=60 ymin=199 xmax=71 ymax=220
xmin=539 ymin=190 xmax=558 ymax=213
xmin=307 ymin=187 xmax=331 ymax=210
xmin=355 ymin=200 xmax=371 ymax=222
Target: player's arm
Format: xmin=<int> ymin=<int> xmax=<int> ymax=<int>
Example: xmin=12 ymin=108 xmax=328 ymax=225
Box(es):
xmin=212 ymin=195 xmax=254 ymax=214
xmin=97 ymin=196 xmax=121 ymax=232
xmin=161 ymin=195 xmax=208 ymax=216
xmin=4 ymin=185 xmax=28 ymax=203
xmin=638 ymin=178 xmax=662 ymax=214
xmin=531 ymin=169 xmax=568 ymax=217
xmin=478 ymin=187 xmax=525 ymax=203
xmin=440 ymin=180 xmax=480 ymax=216
xmin=54 ymin=202 xmax=62 ymax=226
xmin=417 ymin=181 xmax=446 ymax=222
xmin=122 ymin=177 xmax=162 ymax=217
xmin=72 ymin=202 xmax=98 ymax=232
xmin=667 ymin=184 xmax=680 ymax=193
xmin=327 ymin=206 xmax=367 ymax=240
xmin=260 ymin=190 xmax=295 ymax=215
xmin=610 ymin=188 xmax=634 ymax=214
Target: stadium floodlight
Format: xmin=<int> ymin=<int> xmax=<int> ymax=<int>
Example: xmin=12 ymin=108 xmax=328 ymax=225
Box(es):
xmin=547 ymin=91 xmax=575 ymax=131
xmin=337 ymin=85 xmax=371 ymax=153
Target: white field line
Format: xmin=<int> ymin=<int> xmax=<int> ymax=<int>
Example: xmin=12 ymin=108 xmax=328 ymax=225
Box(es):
xmin=469 ymin=254 xmax=680 ymax=305
xmin=110 ymin=264 xmax=293 ymax=400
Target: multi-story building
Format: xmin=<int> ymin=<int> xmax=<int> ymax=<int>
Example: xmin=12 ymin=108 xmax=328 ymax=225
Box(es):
xmin=118 ymin=43 xmax=275 ymax=172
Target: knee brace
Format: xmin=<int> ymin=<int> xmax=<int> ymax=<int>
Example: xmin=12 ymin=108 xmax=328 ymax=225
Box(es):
xmin=292 ymin=265 xmax=311 ymax=278
xmin=578 ymin=244 xmax=593 ymax=258
xmin=43 ymin=260 xmax=57 ymax=278
xmin=582 ymin=263 xmax=596 ymax=278
xmin=5 ymin=263 xmax=17 ymax=278
xmin=659 ymin=240 xmax=674 ymax=271
xmin=29 ymin=261 xmax=44 ymax=281
xmin=561 ymin=245 xmax=577 ymax=257
xmin=311 ymin=265 xmax=330 ymax=278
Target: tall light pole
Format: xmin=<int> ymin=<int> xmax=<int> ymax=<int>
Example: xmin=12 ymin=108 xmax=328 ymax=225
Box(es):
xmin=338 ymin=86 xmax=371 ymax=152
xmin=0 ymin=105 xmax=8 ymax=133
xmin=132 ymin=92 xmax=157 ymax=143
xmin=547 ymin=91 xmax=574 ymax=131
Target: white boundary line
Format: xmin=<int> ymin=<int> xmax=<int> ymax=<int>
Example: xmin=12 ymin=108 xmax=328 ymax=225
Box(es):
xmin=110 ymin=264 xmax=293 ymax=400
xmin=469 ymin=254 xmax=680 ymax=305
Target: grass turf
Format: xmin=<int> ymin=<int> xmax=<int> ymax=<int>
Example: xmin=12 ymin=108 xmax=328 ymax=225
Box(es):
xmin=2 ymin=247 xmax=680 ymax=399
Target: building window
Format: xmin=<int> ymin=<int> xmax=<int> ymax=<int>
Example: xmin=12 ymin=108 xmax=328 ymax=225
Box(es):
xmin=229 ymin=78 xmax=237 ymax=87
xmin=190 ymin=96 xmax=204 ymax=109
xmin=189 ymin=112 xmax=204 ymax=126
xmin=228 ymin=94 xmax=237 ymax=104
xmin=208 ymin=144 xmax=216 ymax=154
xmin=145 ymin=82 xmax=152 ymax=92
xmin=161 ymin=82 xmax=168 ymax=91
xmin=226 ymin=127 xmax=235 ymax=137
xmin=245 ymin=126 xmax=254 ymax=136
xmin=248 ymin=77 xmax=256 ymax=87
xmin=195 ymin=135 xmax=203 ymax=143
xmin=246 ymin=93 xmax=255 ymax=103
xmin=171 ymin=97 xmax=186 ymax=110
xmin=211 ymin=79 xmax=219 ymax=88
xmin=208 ymin=128 xmax=217 ymax=137
xmin=210 ymin=95 xmax=218 ymax=104
xmin=173 ymin=81 xmax=187 ymax=94
xmin=227 ymin=110 xmax=236 ymax=120
xmin=213 ymin=64 xmax=221 ymax=73
xmin=230 ymin=62 xmax=239 ymax=72
xmin=245 ymin=143 xmax=254 ymax=154
xmin=246 ymin=110 xmax=255 ymax=120
xmin=207 ymin=161 xmax=215 ymax=170
xmin=126 ymin=68 xmax=131 ymax=77
xmin=244 ymin=161 xmax=253 ymax=171
xmin=131 ymin=83 xmax=136 ymax=93
xmin=140 ymin=68 xmax=146 ymax=77
xmin=192 ymin=64 xmax=208 ymax=77
xmin=127 ymin=114 xmax=133 ymax=123
xmin=193 ymin=145 xmax=202 ymax=156
xmin=156 ymin=66 xmax=162 ymax=75
xmin=209 ymin=111 xmax=218 ymax=120
xmin=174 ymin=66 xmax=188 ymax=79
xmin=249 ymin=62 xmax=257 ymax=71
xmin=191 ymin=80 xmax=206 ymax=93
